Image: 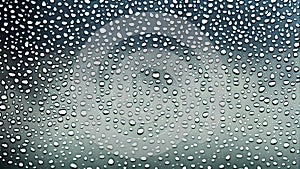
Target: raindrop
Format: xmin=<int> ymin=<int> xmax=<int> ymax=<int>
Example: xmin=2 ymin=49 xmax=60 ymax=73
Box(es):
xmin=58 ymin=109 xmax=67 ymax=116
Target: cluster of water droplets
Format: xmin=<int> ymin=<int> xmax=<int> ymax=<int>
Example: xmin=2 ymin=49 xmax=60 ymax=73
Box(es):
xmin=0 ymin=0 xmax=299 ymax=168
xmin=65 ymin=12 xmax=227 ymax=160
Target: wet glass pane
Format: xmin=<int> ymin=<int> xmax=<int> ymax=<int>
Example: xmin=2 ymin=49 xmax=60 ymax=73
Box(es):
xmin=0 ymin=0 xmax=299 ymax=168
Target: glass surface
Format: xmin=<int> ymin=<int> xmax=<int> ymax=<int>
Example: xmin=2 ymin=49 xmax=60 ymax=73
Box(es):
xmin=0 ymin=0 xmax=299 ymax=168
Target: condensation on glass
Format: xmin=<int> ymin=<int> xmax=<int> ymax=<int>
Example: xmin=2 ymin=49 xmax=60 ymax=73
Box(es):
xmin=0 ymin=0 xmax=299 ymax=169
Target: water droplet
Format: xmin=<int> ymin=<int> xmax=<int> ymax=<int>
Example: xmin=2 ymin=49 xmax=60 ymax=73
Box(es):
xmin=108 ymin=158 xmax=114 ymax=165
xmin=271 ymin=138 xmax=278 ymax=145
xmin=70 ymin=163 xmax=78 ymax=168
xmin=137 ymin=128 xmax=144 ymax=135
xmin=58 ymin=109 xmax=67 ymax=116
